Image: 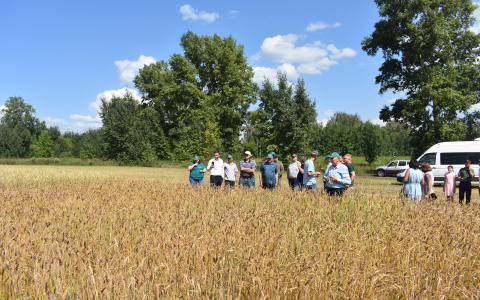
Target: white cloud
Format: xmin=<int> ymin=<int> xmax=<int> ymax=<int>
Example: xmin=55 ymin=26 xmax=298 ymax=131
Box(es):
xmin=253 ymin=34 xmax=357 ymax=75
xmin=370 ymin=117 xmax=386 ymax=127
xmin=70 ymin=114 xmax=102 ymax=122
xmin=323 ymin=109 xmax=336 ymax=117
xmin=260 ymin=34 xmax=328 ymax=63
xmin=306 ymin=21 xmax=341 ymax=32
xmin=89 ymin=87 xmax=142 ymax=113
xmin=179 ymin=4 xmax=219 ymax=23
xmin=60 ymin=87 xmax=141 ymax=133
xmin=298 ymin=58 xmax=338 ymax=74
xmin=68 ymin=121 xmax=103 ymax=132
xmin=317 ymin=119 xmax=328 ymax=127
xmin=326 ymin=44 xmax=357 ymax=59
xmin=471 ymin=4 xmax=480 ymax=33
xmin=387 ymin=98 xmax=398 ymax=104
xmin=253 ymin=63 xmax=299 ymax=85
xmin=43 ymin=117 xmax=69 ymax=127
xmin=114 ymin=55 xmax=156 ymax=85
xmin=469 ymin=102 xmax=480 ymax=112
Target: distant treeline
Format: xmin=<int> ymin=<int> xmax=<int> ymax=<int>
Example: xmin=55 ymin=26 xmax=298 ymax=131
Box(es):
xmin=2 ymin=31 xmax=478 ymax=163
xmin=0 ymin=94 xmax=413 ymax=165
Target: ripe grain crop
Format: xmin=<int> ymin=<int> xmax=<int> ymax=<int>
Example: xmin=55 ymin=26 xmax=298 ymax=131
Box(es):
xmin=0 ymin=166 xmax=479 ymax=298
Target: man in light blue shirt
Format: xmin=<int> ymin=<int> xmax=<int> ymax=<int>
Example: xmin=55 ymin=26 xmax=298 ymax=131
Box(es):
xmin=322 ymin=155 xmax=333 ymax=191
xmin=324 ymin=152 xmax=351 ymax=196
xmin=303 ymin=150 xmax=322 ymax=191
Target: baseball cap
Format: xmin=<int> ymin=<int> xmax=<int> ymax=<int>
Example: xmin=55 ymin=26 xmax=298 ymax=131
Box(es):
xmin=245 ymin=151 xmax=252 ymax=156
xmin=292 ymin=154 xmax=298 ymax=157
xmin=267 ymin=153 xmax=273 ymax=159
xmin=323 ymin=155 xmax=332 ymax=160
xmin=227 ymin=155 xmax=233 ymax=159
xmin=273 ymin=154 xmax=279 ymax=158
xmin=330 ymin=152 xmax=341 ymax=158
xmin=193 ymin=155 xmax=200 ymax=160
xmin=311 ymin=150 xmax=319 ymax=157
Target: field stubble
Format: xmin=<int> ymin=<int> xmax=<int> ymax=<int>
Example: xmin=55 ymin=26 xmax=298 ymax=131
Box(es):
xmin=0 ymin=166 xmax=479 ymax=298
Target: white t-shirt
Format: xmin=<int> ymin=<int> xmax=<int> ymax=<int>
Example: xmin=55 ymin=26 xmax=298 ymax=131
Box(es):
xmin=287 ymin=161 xmax=300 ymax=178
xmin=223 ymin=162 xmax=238 ymax=181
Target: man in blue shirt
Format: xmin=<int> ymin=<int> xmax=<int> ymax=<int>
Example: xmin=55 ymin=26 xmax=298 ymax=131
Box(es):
xmin=324 ymin=152 xmax=351 ymax=196
xmin=303 ymin=151 xmax=322 ymax=191
xmin=322 ymin=155 xmax=332 ymax=191
xmin=260 ymin=153 xmax=278 ymax=190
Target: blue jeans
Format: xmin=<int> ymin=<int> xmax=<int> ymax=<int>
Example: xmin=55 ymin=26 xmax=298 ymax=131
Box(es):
xmin=239 ymin=176 xmax=255 ymax=188
xmin=189 ymin=177 xmax=204 ymax=186
xmin=288 ymin=178 xmax=300 ymax=190
xmin=305 ymin=184 xmax=318 ymax=192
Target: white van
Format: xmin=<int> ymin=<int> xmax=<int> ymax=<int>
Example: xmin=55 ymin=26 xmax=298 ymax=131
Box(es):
xmin=397 ymin=139 xmax=480 ymax=184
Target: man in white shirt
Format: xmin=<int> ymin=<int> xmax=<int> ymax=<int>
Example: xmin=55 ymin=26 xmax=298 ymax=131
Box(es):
xmin=287 ymin=154 xmax=301 ymax=190
xmin=223 ymin=155 xmax=238 ymax=187
xmin=207 ymin=150 xmax=224 ymax=187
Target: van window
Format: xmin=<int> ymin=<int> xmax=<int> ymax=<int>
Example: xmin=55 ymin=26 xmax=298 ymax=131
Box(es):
xmin=441 ymin=152 xmax=480 ymax=165
xmin=419 ymin=153 xmax=436 ymax=165
xmin=398 ymin=161 xmax=407 ymax=166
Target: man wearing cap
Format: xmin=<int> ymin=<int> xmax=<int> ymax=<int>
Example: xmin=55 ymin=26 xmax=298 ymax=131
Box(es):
xmin=260 ymin=153 xmax=278 ymax=190
xmin=239 ymin=151 xmax=257 ymax=188
xmin=223 ymin=155 xmax=238 ymax=187
xmin=303 ymin=151 xmax=322 ymax=191
xmin=207 ymin=150 xmax=224 ymax=187
xmin=273 ymin=154 xmax=284 ymax=188
xmin=287 ymin=154 xmax=301 ymax=190
xmin=324 ymin=152 xmax=351 ymax=196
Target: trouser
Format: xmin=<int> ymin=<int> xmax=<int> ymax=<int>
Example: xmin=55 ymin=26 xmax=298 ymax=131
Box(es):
xmin=262 ymin=182 xmax=275 ymax=190
xmin=305 ymin=184 xmax=318 ymax=192
xmin=189 ymin=177 xmax=204 ymax=186
xmin=459 ymin=181 xmax=472 ymax=204
xmin=326 ymin=188 xmax=346 ymax=197
xmin=278 ymin=176 xmax=282 ymax=187
xmin=288 ymin=178 xmax=300 ymax=190
xmin=210 ymin=175 xmax=223 ymax=187
xmin=224 ymin=180 xmax=235 ymax=187
xmin=239 ymin=176 xmax=254 ymax=188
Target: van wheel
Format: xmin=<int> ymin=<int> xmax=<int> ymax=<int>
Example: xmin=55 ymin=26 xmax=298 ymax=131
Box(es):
xmin=377 ymin=170 xmax=386 ymax=177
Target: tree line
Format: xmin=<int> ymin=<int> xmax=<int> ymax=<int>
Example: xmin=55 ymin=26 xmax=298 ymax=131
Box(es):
xmin=2 ymin=0 xmax=480 ymax=165
xmin=0 ymin=93 xmax=413 ymax=164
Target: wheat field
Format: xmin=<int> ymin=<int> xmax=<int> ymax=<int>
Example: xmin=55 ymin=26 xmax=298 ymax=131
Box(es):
xmin=1 ymin=165 xmax=479 ymax=298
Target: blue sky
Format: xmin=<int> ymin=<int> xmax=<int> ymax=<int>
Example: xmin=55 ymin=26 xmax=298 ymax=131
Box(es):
xmin=1 ymin=1 xmax=480 ymax=132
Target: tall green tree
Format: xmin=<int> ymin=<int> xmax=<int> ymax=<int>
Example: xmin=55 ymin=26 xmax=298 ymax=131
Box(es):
xmin=34 ymin=130 xmax=54 ymax=157
xmin=253 ymin=73 xmax=317 ymax=158
xmin=362 ymin=0 xmax=480 ymax=155
xmin=0 ymin=96 xmax=46 ymax=157
xmin=99 ymin=92 xmax=168 ymax=162
xmin=134 ymin=31 xmax=257 ymax=156
xmin=361 ymin=121 xmax=381 ymax=164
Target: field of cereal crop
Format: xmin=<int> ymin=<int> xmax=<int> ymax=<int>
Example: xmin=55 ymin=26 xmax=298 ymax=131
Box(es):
xmin=1 ymin=165 xmax=479 ymax=298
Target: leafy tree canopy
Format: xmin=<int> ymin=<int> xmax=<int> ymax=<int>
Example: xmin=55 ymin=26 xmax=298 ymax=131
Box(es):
xmin=362 ymin=0 xmax=480 ymax=154
xmin=134 ymin=31 xmax=257 ymax=156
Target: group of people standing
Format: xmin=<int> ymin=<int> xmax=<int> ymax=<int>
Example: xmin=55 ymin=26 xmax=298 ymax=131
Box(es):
xmin=402 ymin=159 xmax=476 ymax=204
xmin=188 ymin=150 xmax=356 ymax=197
